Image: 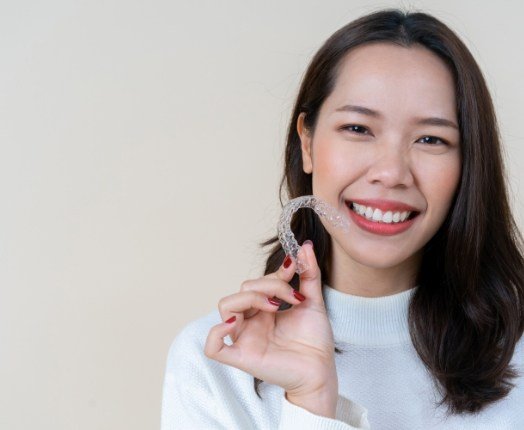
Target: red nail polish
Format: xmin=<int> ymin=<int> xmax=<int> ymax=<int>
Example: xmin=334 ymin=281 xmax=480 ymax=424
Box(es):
xmin=225 ymin=316 xmax=236 ymax=324
xmin=293 ymin=290 xmax=306 ymax=302
xmin=283 ymin=255 xmax=292 ymax=269
xmin=268 ymin=297 xmax=282 ymax=306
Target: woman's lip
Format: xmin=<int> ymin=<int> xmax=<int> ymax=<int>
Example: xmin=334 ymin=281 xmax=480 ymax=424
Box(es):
xmin=347 ymin=203 xmax=420 ymax=236
xmin=347 ymin=198 xmax=420 ymax=213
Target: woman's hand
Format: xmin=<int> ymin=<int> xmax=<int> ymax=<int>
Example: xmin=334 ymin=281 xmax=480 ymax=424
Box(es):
xmin=204 ymin=241 xmax=338 ymax=417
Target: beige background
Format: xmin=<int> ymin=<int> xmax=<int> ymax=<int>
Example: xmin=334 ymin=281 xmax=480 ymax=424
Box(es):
xmin=1 ymin=0 xmax=523 ymax=429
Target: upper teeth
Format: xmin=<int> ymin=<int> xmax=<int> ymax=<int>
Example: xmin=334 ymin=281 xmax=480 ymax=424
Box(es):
xmin=351 ymin=202 xmax=412 ymax=223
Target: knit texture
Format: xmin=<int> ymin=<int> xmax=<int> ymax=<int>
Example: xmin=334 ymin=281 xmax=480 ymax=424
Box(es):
xmin=161 ymin=285 xmax=524 ymax=429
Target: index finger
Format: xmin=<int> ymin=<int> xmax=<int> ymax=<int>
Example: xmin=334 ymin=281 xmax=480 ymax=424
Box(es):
xmin=264 ymin=253 xmax=300 ymax=311
xmin=264 ymin=253 xmax=297 ymax=282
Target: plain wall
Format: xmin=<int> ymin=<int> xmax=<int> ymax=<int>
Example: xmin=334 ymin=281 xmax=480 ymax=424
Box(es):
xmin=1 ymin=0 xmax=523 ymax=428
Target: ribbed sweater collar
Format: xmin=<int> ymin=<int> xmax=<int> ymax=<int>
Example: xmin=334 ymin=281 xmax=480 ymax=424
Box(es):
xmin=322 ymin=284 xmax=417 ymax=346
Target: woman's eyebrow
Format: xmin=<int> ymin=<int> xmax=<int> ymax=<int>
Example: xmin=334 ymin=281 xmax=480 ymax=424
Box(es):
xmin=335 ymin=104 xmax=381 ymax=117
xmin=416 ymin=116 xmax=459 ymax=129
xmin=334 ymin=104 xmax=459 ymax=129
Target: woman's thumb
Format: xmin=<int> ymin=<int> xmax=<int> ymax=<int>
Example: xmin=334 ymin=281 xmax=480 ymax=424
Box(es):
xmin=297 ymin=240 xmax=324 ymax=303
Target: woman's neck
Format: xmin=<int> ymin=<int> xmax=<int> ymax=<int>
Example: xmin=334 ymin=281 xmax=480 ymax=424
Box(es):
xmin=328 ymin=243 xmax=421 ymax=298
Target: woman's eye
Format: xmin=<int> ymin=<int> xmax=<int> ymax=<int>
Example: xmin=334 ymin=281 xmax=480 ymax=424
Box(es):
xmin=341 ymin=124 xmax=369 ymax=134
xmin=417 ymin=136 xmax=447 ymax=145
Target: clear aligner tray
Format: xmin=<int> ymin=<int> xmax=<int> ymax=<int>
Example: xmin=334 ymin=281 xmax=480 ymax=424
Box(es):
xmin=277 ymin=195 xmax=349 ymax=274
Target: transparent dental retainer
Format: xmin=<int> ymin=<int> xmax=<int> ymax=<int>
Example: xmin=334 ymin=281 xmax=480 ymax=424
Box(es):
xmin=278 ymin=195 xmax=350 ymax=275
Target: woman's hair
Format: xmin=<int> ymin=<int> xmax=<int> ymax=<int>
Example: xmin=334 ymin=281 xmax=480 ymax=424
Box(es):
xmin=254 ymin=8 xmax=524 ymax=415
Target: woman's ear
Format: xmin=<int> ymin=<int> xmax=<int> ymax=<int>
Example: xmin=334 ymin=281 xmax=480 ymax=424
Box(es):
xmin=297 ymin=113 xmax=313 ymax=174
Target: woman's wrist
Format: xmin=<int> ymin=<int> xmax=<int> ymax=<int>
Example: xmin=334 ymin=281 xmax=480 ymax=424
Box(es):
xmin=285 ymin=385 xmax=338 ymax=418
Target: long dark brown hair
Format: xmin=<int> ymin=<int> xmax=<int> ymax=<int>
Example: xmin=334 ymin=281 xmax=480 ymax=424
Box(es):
xmin=254 ymin=8 xmax=524 ymax=415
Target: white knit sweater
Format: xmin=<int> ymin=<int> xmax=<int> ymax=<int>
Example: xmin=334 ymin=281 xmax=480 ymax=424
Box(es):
xmin=161 ymin=285 xmax=524 ymax=429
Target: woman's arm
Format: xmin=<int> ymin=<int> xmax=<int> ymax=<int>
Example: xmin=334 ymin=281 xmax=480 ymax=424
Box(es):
xmin=161 ymin=315 xmax=370 ymax=430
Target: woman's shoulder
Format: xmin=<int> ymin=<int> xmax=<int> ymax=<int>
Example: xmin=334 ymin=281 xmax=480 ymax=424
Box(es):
xmin=165 ymin=309 xmax=222 ymax=363
xmin=163 ymin=309 xmax=247 ymax=385
xmin=162 ymin=310 xmax=233 ymax=412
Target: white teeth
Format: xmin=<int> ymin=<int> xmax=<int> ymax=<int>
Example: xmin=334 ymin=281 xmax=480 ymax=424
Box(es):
xmin=372 ymin=208 xmax=382 ymax=222
xmin=383 ymin=211 xmax=393 ymax=223
xmin=351 ymin=203 xmax=414 ymax=224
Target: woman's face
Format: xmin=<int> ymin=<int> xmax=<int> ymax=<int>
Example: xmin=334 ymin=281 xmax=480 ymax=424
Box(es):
xmin=298 ymin=42 xmax=462 ymax=271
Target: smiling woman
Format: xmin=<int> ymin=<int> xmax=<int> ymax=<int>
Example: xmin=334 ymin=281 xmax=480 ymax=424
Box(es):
xmin=297 ymin=42 xmax=462 ymax=266
xmin=161 ymin=8 xmax=524 ymax=429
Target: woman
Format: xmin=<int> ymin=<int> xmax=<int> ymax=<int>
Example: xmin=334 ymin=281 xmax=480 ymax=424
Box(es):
xmin=161 ymin=9 xmax=524 ymax=429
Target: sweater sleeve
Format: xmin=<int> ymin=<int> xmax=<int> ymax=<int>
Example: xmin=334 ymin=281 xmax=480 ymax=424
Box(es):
xmin=278 ymin=392 xmax=371 ymax=429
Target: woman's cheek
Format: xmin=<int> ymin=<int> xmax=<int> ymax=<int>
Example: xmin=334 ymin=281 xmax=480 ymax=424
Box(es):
xmin=420 ymin=155 xmax=461 ymax=216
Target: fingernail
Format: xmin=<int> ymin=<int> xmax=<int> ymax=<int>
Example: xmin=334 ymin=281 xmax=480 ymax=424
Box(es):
xmin=303 ymin=240 xmax=313 ymax=248
xmin=268 ymin=297 xmax=282 ymax=306
xmin=283 ymin=255 xmax=292 ymax=269
xmin=293 ymin=290 xmax=306 ymax=302
xmin=225 ymin=316 xmax=236 ymax=324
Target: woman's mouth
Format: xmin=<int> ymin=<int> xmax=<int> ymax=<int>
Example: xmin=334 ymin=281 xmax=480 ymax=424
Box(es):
xmin=348 ymin=201 xmax=420 ymax=223
xmin=346 ymin=201 xmax=421 ymax=236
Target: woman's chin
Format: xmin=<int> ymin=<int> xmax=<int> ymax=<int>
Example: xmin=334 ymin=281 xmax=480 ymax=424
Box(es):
xmin=337 ymin=245 xmax=416 ymax=270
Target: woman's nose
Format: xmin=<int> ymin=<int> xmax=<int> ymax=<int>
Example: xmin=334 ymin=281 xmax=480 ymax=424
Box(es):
xmin=365 ymin=144 xmax=415 ymax=189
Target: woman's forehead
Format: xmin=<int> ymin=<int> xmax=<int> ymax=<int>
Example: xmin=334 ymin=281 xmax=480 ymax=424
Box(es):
xmin=323 ymin=42 xmax=457 ymax=119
